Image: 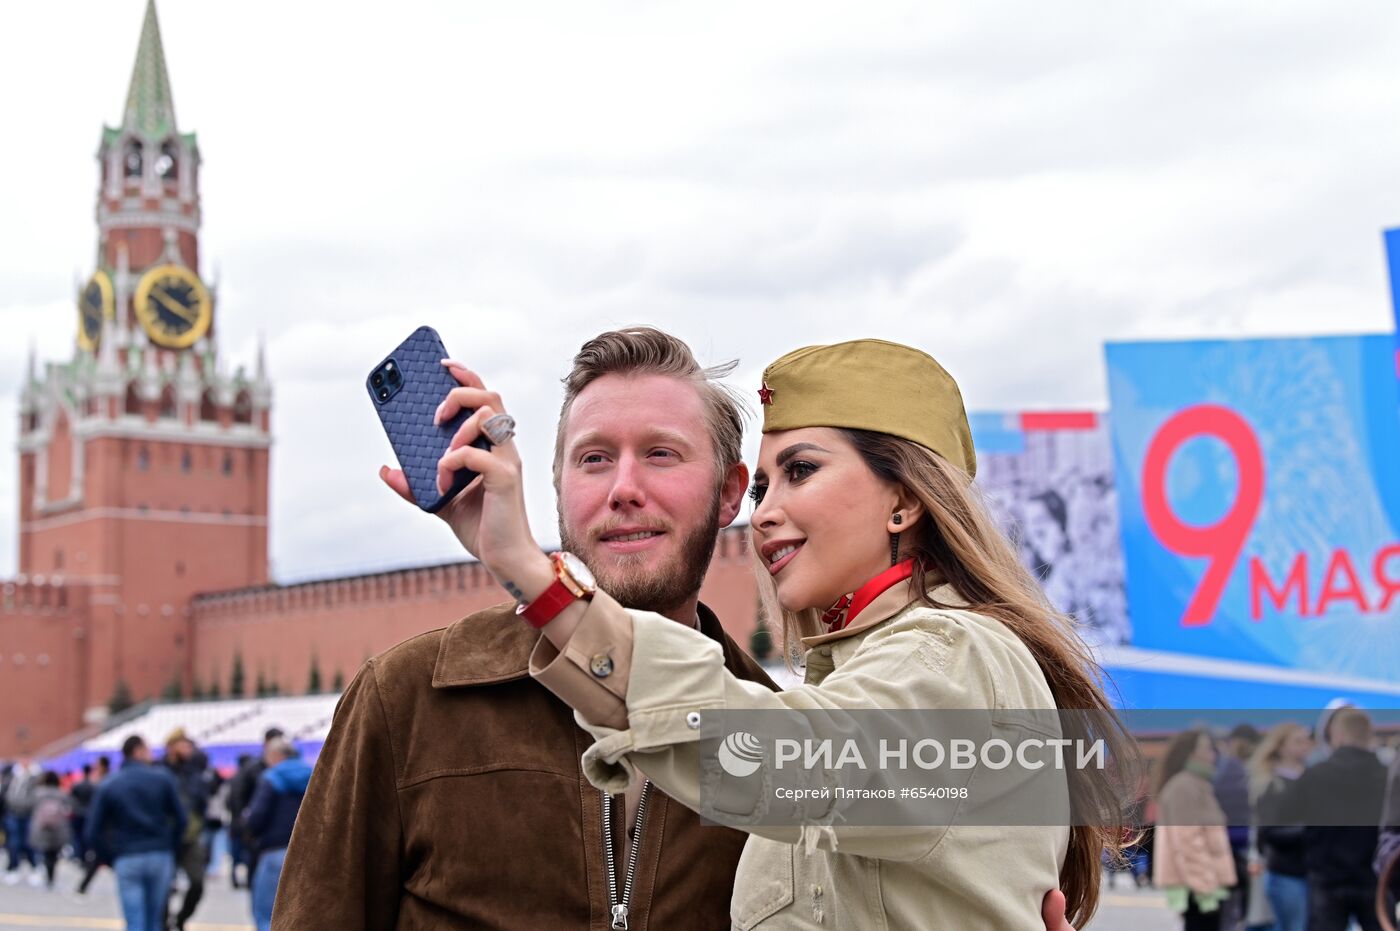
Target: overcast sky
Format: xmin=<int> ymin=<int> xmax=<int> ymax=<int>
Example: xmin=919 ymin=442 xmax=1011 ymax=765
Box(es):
xmin=2 ymin=0 xmax=1398 ymax=582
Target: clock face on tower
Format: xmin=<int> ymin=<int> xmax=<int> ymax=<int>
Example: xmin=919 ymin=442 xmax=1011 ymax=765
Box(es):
xmin=77 ymin=270 xmax=114 ymax=352
xmin=134 ymin=264 xmax=212 ymax=349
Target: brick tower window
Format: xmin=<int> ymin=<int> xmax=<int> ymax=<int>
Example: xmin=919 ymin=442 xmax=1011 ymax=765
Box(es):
xmin=199 ymin=389 xmax=217 ymax=422
xmin=125 ymin=383 xmax=142 ymax=415
xmin=234 ymin=391 xmax=252 ymax=425
xmin=159 ymin=385 xmax=177 ymax=419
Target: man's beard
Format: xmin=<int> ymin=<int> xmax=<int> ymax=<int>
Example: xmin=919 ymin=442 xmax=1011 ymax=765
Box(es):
xmin=560 ymin=494 xmax=722 ymax=615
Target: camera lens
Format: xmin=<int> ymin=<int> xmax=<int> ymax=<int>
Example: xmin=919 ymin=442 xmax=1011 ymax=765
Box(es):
xmin=372 ymin=372 xmax=384 ymax=388
xmin=378 ymin=388 xmax=390 ymax=401
xmin=387 ymin=368 xmax=401 ymax=384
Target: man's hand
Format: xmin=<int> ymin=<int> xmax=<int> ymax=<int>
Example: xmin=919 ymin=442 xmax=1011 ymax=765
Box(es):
xmin=1042 ymin=889 xmax=1075 ymax=931
xmin=379 ymin=360 xmax=550 ymax=598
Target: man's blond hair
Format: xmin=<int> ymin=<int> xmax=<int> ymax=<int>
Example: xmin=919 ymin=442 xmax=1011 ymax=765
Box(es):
xmin=552 ymin=327 xmax=747 ymax=490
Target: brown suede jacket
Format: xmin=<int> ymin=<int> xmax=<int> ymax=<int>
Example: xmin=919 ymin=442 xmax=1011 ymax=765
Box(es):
xmin=272 ymin=601 xmax=776 ymax=930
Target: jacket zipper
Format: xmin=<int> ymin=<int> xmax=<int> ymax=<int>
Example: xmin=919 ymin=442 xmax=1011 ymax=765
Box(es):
xmin=601 ymin=780 xmax=652 ymax=930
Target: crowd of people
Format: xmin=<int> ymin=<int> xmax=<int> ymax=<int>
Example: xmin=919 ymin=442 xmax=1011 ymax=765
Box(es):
xmin=1109 ymin=706 xmax=1400 ymax=931
xmin=0 ymin=725 xmax=311 ymax=931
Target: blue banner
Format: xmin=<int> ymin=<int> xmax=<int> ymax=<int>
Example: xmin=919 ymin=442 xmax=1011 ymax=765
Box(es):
xmin=1106 ymin=334 xmax=1400 ymax=682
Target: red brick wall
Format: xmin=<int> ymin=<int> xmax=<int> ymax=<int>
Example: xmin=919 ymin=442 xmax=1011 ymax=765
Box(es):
xmin=0 ymin=582 xmax=94 ymax=756
xmin=19 ymin=430 xmax=270 ymax=717
xmin=192 ymin=526 xmax=763 ymax=698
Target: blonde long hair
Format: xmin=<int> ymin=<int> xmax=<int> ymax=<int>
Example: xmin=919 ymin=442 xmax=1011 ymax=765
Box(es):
xmin=751 ymin=428 xmax=1136 ymax=929
xmin=1247 ymin=722 xmax=1308 ymax=803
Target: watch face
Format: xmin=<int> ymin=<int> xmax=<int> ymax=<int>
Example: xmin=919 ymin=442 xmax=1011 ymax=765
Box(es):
xmin=134 ymin=264 xmax=212 ymax=349
xmin=77 ymin=270 xmax=114 ymax=352
xmin=559 ymin=552 xmax=597 ymax=592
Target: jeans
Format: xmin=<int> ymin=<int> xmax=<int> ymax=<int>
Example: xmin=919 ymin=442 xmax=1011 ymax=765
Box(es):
xmin=1263 ymin=872 xmax=1307 ymax=931
xmin=251 ymin=847 xmax=287 ymax=931
xmin=114 ymin=851 xmax=176 ymax=931
xmin=3 ymin=814 xmax=36 ymax=870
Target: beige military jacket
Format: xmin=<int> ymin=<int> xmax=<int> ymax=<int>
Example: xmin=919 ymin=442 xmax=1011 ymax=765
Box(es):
xmin=531 ymin=582 xmax=1069 ymax=930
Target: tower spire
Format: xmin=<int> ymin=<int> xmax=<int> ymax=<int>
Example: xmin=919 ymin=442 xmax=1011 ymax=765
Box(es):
xmin=123 ymin=0 xmax=177 ymax=140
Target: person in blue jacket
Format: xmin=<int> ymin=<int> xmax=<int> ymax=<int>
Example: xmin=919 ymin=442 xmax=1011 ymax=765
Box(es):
xmin=85 ymin=736 xmax=186 ymax=931
xmin=244 ymin=736 xmax=313 ymax=931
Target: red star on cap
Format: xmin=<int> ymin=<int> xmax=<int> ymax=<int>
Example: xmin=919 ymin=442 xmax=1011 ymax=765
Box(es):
xmin=758 ymin=383 xmax=774 ymax=405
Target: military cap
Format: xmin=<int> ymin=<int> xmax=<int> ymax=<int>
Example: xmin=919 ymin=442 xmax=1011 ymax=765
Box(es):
xmin=757 ymin=338 xmax=977 ymax=477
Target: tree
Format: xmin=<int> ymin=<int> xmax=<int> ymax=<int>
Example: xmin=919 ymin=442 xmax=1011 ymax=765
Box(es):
xmin=332 ymin=669 xmax=346 ymax=693
xmin=108 ymin=679 xmax=134 ymax=715
xmin=750 ymin=616 xmax=774 ymax=663
xmin=255 ymin=669 xmax=268 ymax=698
xmin=307 ymin=654 xmax=323 ymax=695
xmin=190 ymin=677 xmax=205 ymax=701
xmin=206 ymin=676 xmax=221 ymax=700
xmin=161 ymin=676 xmax=183 ymax=702
xmin=230 ymin=650 xmax=246 ymax=698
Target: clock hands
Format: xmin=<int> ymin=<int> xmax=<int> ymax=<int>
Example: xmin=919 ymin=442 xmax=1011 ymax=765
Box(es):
xmin=149 ymin=286 xmax=200 ymax=325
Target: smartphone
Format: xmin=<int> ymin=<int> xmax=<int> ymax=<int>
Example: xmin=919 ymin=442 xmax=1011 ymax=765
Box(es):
xmin=367 ymin=325 xmax=490 ymax=512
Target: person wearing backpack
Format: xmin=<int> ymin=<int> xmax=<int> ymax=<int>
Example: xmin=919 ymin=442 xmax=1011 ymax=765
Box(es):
xmin=27 ymin=771 xmax=72 ymax=889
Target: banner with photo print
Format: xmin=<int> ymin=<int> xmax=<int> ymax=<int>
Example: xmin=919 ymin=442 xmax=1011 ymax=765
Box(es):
xmin=1106 ymin=334 xmax=1400 ymax=680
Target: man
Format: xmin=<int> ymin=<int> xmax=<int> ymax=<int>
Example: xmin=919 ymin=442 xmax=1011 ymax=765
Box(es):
xmin=1282 ymin=708 xmax=1386 ymax=931
xmin=276 ymin=327 xmax=1077 ymax=929
xmin=227 ymin=728 xmax=285 ymax=890
xmin=1212 ymin=723 xmax=1259 ymax=931
xmin=69 ymin=763 xmax=97 ymax=865
xmin=244 ymin=737 xmax=312 ymax=931
xmin=77 ymin=755 xmax=113 ymax=895
xmin=86 ymin=737 xmax=187 ymax=931
xmin=162 ymin=730 xmax=214 ymax=931
xmin=2 ymin=756 xmax=41 ymax=886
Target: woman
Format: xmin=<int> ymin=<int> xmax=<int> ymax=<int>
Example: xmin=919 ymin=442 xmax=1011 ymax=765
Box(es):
xmin=1248 ymin=723 xmax=1312 ymax=931
xmin=1153 ymin=730 xmax=1238 ymax=931
xmin=390 ymin=338 xmax=1130 ymax=928
xmin=26 ymin=771 xmax=71 ymax=889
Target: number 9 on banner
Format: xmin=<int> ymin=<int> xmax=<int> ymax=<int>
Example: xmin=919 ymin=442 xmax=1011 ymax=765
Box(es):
xmin=1141 ymin=404 xmax=1265 ymax=627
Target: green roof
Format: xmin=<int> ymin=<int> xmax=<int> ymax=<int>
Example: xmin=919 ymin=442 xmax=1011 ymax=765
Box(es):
xmin=122 ymin=0 xmax=177 ymax=140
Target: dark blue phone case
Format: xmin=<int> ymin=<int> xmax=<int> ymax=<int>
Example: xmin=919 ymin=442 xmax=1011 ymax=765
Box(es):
xmin=367 ymin=326 xmax=490 ymax=513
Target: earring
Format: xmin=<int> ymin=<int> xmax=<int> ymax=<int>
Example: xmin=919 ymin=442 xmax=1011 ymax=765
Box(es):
xmin=892 ymin=513 xmax=903 ymax=526
xmin=890 ymin=532 xmax=900 ymax=565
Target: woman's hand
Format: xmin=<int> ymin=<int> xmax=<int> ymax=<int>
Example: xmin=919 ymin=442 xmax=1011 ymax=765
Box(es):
xmin=379 ymin=360 xmax=552 ymax=598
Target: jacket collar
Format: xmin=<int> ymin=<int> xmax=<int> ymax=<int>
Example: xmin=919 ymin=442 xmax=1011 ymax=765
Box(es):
xmin=800 ymin=582 xmax=967 ymax=648
xmin=432 ymin=600 xmax=733 ymax=688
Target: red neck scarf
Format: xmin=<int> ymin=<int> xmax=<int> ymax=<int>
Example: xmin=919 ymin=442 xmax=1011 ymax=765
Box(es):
xmin=822 ymin=559 xmax=916 ymax=633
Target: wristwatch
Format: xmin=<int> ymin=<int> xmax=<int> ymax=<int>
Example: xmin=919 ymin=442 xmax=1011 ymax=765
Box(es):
xmin=517 ymin=552 xmax=597 ymax=628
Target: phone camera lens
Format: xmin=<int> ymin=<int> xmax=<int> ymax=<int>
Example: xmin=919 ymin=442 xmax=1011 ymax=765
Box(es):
xmin=372 ymin=372 xmax=385 ymax=388
xmin=377 ymin=388 xmax=390 ymax=401
xmin=387 ymin=368 xmax=401 ymax=384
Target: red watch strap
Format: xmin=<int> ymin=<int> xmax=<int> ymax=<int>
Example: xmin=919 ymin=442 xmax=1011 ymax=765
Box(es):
xmin=517 ymin=578 xmax=578 ymax=628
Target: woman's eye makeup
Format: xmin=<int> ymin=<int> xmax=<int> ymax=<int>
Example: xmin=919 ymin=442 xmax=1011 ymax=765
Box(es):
xmin=749 ymin=460 xmax=818 ymax=505
xmin=784 ymin=459 xmax=817 ymax=481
